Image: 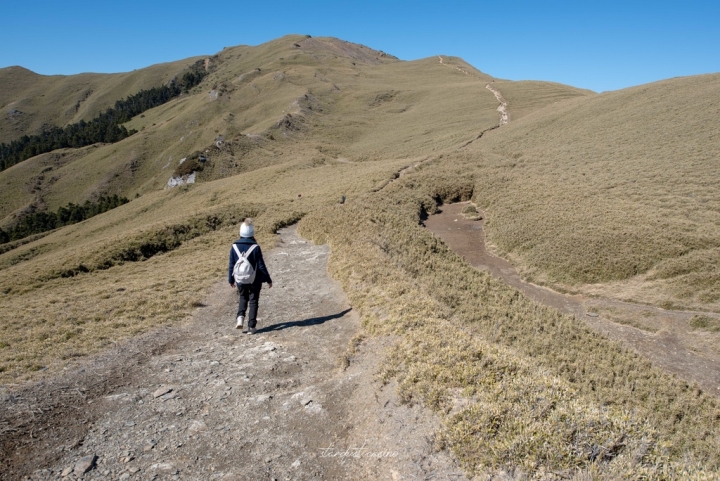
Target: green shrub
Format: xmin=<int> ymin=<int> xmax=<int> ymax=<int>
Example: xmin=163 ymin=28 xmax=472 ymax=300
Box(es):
xmin=689 ymin=315 xmax=720 ymax=332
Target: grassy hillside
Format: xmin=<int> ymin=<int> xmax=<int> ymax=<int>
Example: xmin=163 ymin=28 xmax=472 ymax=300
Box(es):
xmin=465 ymin=73 xmax=720 ymax=310
xmin=1 ymin=36 xmax=590 ymax=228
xmin=0 ymin=156 xmax=407 ymax=378
xmin=300 ymin=164 xmax=720 ymax=479
xmin=0 ymin=58 xmax=204 ymax=144
xmin=1 ymin=35 xmax=504 ymax=226
xmin=491 ymin=79 xmax=594 ymax=120
xmin=1 ymin=34 xmax=522 ymax=378
xmin=4 ymin=147 xmax=719 ymax=478
xmin=2 ymin=35 xmax=718 ymax=478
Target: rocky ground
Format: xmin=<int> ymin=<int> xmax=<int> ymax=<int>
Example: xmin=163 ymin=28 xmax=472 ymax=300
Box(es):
xmin=1 ymin=226 xmax=467 ymax=480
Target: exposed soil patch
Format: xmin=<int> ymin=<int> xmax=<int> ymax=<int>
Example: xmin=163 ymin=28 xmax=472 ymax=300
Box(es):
xmin=425 ymin=202 xmax=720 ymax=395
xmin=1 ymin=226 xmax=466 ymax=480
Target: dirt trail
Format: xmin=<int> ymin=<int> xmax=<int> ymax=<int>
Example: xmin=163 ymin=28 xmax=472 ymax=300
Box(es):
xmin=1 ymin=227 xmax=466 ymax=480
xmin=456 ymin=82 xmax=508 ymax=149
xmin=425 ymin=203 xmax=720 ymax=395
xmin=437 ymin=55 xmax=469 ymax=76
xmin=395 ymin=157 xmax=430 ymax=179
xmin=373 ymin=156 xmax=432 ymax=192
xmin=437 ymin=55 xmax=509 ymax=148
xmin=485 ymin=83 xmax=508 ymax=125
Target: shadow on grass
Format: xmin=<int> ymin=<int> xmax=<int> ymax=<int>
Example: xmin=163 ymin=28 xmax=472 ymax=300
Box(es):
xmin=257 ymin=308 xmax=352 ymax=333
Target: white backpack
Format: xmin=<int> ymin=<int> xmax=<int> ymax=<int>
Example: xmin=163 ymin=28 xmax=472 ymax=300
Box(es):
xmin=232 ymin=244 xmax=258 ymax=285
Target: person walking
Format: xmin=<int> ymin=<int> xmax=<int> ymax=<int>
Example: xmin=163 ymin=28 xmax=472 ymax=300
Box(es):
xmin=228 ymin=218 xmax=272 ymax=334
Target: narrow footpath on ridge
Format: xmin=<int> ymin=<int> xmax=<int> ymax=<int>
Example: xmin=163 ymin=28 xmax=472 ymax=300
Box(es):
xmin=438 ymin=54 xmax=508 ymax=128
xmin=484 ymin=83 xmax=508 ymax=126
xmin=437 ymin=55 xmax=469 ymax=75
xmin=1 ymin=227 xmax=467 ymax=480
xmin=442 ymin=64 xmax=508 ymax=149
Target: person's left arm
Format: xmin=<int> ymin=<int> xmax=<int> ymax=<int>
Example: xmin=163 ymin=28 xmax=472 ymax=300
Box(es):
xmin=255 ymin=247 xmax=272 ymax=287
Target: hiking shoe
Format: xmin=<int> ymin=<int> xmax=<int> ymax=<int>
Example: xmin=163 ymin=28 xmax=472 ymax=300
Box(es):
xmin=236 ymin=316 xmax=245 ymax=331
xmin=247 ymin=327 xmax=257 ymax=335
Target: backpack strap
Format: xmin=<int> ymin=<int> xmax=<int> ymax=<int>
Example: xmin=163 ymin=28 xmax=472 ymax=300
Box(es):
xmin=233 ymin=244 xmax=258 ymax=259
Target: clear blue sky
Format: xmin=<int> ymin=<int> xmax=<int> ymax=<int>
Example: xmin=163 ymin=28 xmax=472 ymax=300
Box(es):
xmin=1 ymin=0 xmax=718 ymax=92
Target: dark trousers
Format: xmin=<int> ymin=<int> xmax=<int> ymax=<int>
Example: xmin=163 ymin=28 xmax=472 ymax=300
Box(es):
xmin=237 ymin=283 xmax=262 ymax=328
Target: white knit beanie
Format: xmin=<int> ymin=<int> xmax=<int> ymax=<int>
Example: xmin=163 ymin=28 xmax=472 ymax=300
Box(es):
xmin=239 ymin=218 xmax=254 ymax=238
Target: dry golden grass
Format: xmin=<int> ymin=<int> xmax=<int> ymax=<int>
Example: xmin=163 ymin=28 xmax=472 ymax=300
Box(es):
xmin=586 ymin=306 xmax=660 ymax=333
xmin=690 ymin=315 xmax=720 ymax=332
xmin=0 ymin=145 xmax=102 ymax=226
xmin=460 ymin=203 xmax=482 ymax=220
xmin=0 ymin=156 xmax=406 ymax=382
xmin=0 ymin=59 xmax=203 ymax=144
xmin=4 ymin=34 xmax=720 ymax=478
xmin=491 ymin=79 xmax=594 ymax=121
xmin=464 ymin=73 xmax=720 ymax=310
xmin=1 ymin=35 xmax=526 ymax=224
xmin=299 ymin=166 xmax=720 ymax=478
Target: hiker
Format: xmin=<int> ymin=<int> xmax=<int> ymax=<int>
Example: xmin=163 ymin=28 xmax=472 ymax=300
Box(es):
xmin=228 ymin=218 xmax=272 ymax=334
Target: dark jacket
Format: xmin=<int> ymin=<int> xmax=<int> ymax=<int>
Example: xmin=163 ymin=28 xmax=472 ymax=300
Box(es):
xmin=228 ymin=237 xmax=272 ymax=286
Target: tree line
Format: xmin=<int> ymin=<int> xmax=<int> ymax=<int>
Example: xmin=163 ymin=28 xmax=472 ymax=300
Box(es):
xmin=0 ymin=195 xmax=129 ymax=244
xmin=0 ymin=61 xmax=208 ymax=171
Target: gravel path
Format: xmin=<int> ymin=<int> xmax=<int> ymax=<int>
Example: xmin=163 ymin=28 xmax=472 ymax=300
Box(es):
xmin=2 ymin=226 xmax=466 ymax=480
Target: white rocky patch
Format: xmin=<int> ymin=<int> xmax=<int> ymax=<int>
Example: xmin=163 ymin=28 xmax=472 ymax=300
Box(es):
xmin=166 ymin=172 xmax=195 ymax=188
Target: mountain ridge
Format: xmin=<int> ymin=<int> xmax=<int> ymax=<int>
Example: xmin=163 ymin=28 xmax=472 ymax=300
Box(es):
xmin=3 ymin=34 xmax=719 ymax=479
xmin=0 ymin=35 xmax=588 ymax=228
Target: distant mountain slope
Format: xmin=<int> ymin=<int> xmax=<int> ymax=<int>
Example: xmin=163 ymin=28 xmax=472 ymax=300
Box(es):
xmin=0 ymin=35 xmax=589 ymax=227
xmin=490 ymin=79 xmax=594 ymax=120
xmin=467 ymin=72 xmax=720 ymax=308
xmin=3 ymin=37 xmax=720 ymax=479
xmin=0 ymin=57 xmax=205 ymax=144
